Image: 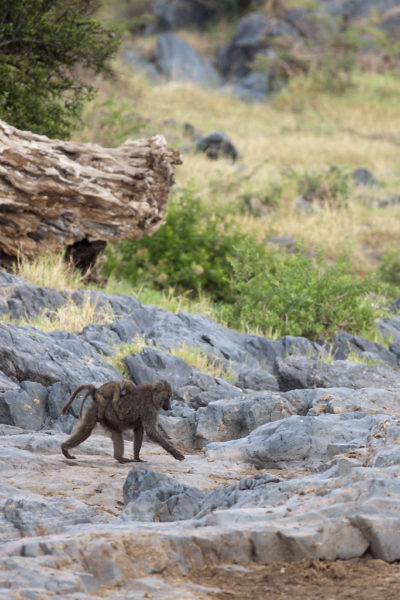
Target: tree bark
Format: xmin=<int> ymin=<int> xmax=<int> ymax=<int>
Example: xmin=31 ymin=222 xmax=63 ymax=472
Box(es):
xmin=0 ymin=119 xmax=182 ymax=272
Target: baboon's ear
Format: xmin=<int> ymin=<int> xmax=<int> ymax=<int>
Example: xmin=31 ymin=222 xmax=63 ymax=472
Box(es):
xmin=151 ymin=381 xmax=164 ymax=407
xmin=153 ymin=381 xmax=164 ymax=392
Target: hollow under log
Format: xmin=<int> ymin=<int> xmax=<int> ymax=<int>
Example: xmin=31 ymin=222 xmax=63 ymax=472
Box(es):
xmin=0 ymin=119 xmax=182 ymax=273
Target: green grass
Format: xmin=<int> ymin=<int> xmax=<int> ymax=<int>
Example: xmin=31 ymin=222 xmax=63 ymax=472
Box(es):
xmin=70 ymin=36 xmax=400 ymax=344
xmin=77 ymin=66 xmax=400 ymax=275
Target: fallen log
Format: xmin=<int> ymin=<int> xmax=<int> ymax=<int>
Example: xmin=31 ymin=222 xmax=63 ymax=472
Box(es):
xmin=0 ymin=119 xmax=182 ymax=273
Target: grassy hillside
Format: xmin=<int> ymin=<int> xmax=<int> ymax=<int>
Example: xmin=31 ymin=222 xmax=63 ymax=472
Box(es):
xmin=65 ymin=17 xmax=400 ymax=340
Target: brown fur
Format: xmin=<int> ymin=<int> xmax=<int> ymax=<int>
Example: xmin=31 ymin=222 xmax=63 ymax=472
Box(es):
xmin=61 ymin=380 xmax=135 ymax=421
xmin=60 ymin=380 xmax=184 ymax=463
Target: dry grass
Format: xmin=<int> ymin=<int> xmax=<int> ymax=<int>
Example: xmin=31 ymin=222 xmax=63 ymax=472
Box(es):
xmin=103 ymin=275 xmax=221 ymax=321
xmin=107 ymin=337 xmax=148 ymax=376
xmin=78 ymin=63 xmax=400 ymax=278
xmin=14 ymin=252 xmax=84 ymax=291
xmin=106 ymin=337 xmax=236 ymax=382
xmin=28 ymin=296 xmax=115 ymax=333
xmin=8 ymin=253 xmax=116 ymax=332
xmin=265 ymin=202 xmax=400 ymax=272
xmin=169 ymin=343 xmax=236 ymax=383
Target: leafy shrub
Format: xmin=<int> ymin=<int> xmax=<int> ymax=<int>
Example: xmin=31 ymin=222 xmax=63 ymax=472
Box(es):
xmin=95 ymin=94 xmax=145 ymax=147
xmin=377 ymin=252 xmax=400 ymax=289
xmin=305 ymin=23 xmax=364 ymax=95
xmin=294 ymin=165 xmax=352 ymax=207
xmin=239 ymin=181 xmax=282 ymax=214
xmin=104 ymin=187 xmax=376 ymax=342
xmin=208 ymin=0 xmax=253 ymax=17
xmin=0 ymin=0 xmax=119 ymax=138
xmin=221 ymin=240 xmax=375 ymax=340
xmin=103 ymin=187 xmax=243 ymax=299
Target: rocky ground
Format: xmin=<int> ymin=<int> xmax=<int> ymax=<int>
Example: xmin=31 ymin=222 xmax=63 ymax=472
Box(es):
xmin=1 ymin=269 xmax=400 ymax=598
xmin=124 ymin=0 xmax=400 ymax=103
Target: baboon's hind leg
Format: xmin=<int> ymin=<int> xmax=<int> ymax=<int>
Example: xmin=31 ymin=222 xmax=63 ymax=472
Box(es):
xmin=61 ymin=405 xmax=98 ymax=459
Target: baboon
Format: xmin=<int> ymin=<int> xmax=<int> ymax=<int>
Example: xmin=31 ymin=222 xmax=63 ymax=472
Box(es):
xmin=60 ymin=380 xmax=185 ymax=463
xmin=61 ymin=380 xmax=135 ymax=422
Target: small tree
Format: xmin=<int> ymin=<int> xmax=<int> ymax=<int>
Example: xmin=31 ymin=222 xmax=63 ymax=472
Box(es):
xmin=0 ymin=0 xmax=119 ymax=138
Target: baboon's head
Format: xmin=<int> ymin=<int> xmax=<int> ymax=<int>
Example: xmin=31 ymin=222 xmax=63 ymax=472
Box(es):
xmin=152 ymin=380 xmax=172 ymax=410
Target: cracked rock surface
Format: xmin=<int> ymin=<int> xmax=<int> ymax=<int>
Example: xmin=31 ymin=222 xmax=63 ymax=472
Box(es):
xmin=1 ymin=271 xmax=400 ymax=598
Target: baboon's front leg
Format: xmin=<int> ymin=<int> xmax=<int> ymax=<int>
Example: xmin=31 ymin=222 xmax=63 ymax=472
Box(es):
xmin=133 ymin=423 xmax=145 ymax=462
xmin=111 ymin=430 xmax=133 ymax=463
xmin=145 ymin=426 xmax=185 ymax=461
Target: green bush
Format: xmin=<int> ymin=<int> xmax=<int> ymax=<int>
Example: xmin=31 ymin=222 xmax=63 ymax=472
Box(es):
xmin=239 ymin=181 xmax=282 ymax=214
xmin=376 ymin=252 xmax=400 ymax=299
xmin=105 ymin=186 xmax=376 ymax=342
xmin=221 ymin=240 xmax=376 ymax=340
xmin=103 ymin=187 xmax=243 ymax=299
xmin=95 ymin=94 xmax=145 ymax=147
xmin=0 ymin=0 xmax=119 ymax=138
xmin=294 ymin=165 xmax=352 ymax=207
xmin=208 ymin=0 xmax=253 ymax=17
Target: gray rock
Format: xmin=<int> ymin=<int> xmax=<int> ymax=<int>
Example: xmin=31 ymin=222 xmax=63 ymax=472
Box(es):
xmin=122 ymin=48 xmax=161 ymax=82
xmin=0 ymin=382 xmax=47 ymax=430
xmin=219 ymin=12 xmax=269 ymax=79
xmin=151 ymin=0 xmax=215 ymax=32
xmin=6 ymin=431 xmax=63 ymax=455
xmin=367 ymin=418 xmax=400 ymax=467
xmin=284 ymin=7 xmax=335 ymax=42
xmin=377 ymin=314 xmax=400 ymax=344
xmin=276 ymin=355 xmax=400 ymax=392
xmin=329 ymin=330 xmax=398 ymax=367
xmin=80 ymin=321 xmax=122 ymax=355
xmin=195 ymin=131 xmax=239 ymax=161
xmin=323 ymin=0 xmax=399 ymax=21
xmin=244 ymin=334 xmax=324 ymax=371
xmin=194 ymin=391 xmax=297 ymax=447
xmin=204 ymin=412 xmax=390 ymax=469
xmin=0 ymin=559 xmax=85 ymax=597
xmin=183 ymin=122 xmax=202 ymax=141
xmin=0 ymin=322 xmax=122 ymax=388
xmin=0 ymin=493 xmax=96 ymax=538
xmin=164 ymin=400 xmax=196 ymax=419
xmin=158 ymin=413 xmax=197 ymax=451
xmin=0 ymin=271 xmax=67 ymax=321
xmin=3 ymin=268 xmax=400 ymax=586
xmin=47 ymin=380 xmax=85 ymax=421
xmin=219 ymin=12 xmax=299 ymax=100
xmin=353 ymin=167 xmax=380 ymax=187
xmin=378 ymin=194 xmax=400 ymax=209
xmin=126 ymin=347 xmax=192 ymax=389
xmin=196 ymin=463 xmax=400 ymax=561
xmin=230 ymin=70 xmax=272 ymax=102
xmin=122 ymin=468 xmax=205 ymax=522
xmin=381 ymin=8 xmax=400 ymax=40
xmin=109 ymin=316 xmax=144 ymax=343
xmin=126 ymin=347 xmax=241 ymax=409
xmin=236 ymin=368 xmax=279 ymax=391
xmin=0 ymin=370 xmax=19 ymax=393
xmin=155 ymin=33 xmax=220 ymax=87
xmin=287 ymin=387 xmax=400 ymax=418
xmin=79 ymin=301 xmax=323 ymax=383
xmin=267 ymin=235 xmax=297 ymax=252
xmin=71 ymin=288 xmax=142 ymax=317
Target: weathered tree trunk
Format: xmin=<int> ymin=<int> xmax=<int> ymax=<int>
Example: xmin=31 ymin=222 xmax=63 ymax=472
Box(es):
xmin=0 ymin=119 xmax=182 ymax=273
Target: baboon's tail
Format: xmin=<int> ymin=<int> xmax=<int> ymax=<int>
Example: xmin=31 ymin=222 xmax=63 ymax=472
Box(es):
xmin=60 ymin=385 xmax=96 ymax=416
xmin=79 ymin=390 xmax=96 ymax=419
